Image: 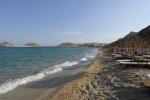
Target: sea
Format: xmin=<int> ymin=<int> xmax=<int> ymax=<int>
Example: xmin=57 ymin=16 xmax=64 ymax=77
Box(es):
xmin=0 ymin=47 xmax=99 ymax=94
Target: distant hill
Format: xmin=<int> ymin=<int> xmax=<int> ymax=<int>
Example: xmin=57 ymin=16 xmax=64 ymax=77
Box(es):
xmin=0 ymin=42 xmax=17 ymax=47
xmin=58 ymin=42 xmax=78 ymax=47
xmin=106 ymin=25 xmax=150 ymax=49
xmin=108 ymin=31 xmax=143 ymax=48
xmin=24 ymin=43 xmax=40 ymax=47
xmin=80 ymin=43 xmax=106 ymax=47
xmin=121 ymin=31 xmax=142 ymax=45
xmin=58 ymin=42 xmax=106 ymax=47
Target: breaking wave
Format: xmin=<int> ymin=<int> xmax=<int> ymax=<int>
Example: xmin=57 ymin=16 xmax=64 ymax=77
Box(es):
xmin=0 ymin=61 xmax=79 ymax=94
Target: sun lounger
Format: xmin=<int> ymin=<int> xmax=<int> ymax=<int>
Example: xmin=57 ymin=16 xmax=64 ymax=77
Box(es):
xmin=120 ymin=61 xmax=150 ymax=65
xmin=143 ymin=55 xmax=150 ymax=59
xmin=117 ymin=59 xmax=131 ymax=63
xmin=110 ymin=53 xmax=122 ymax=57
xmin=119 ymin=61 xmax=150 ymax=68
xmin=110 ymin=53 xmax=130 ymax=60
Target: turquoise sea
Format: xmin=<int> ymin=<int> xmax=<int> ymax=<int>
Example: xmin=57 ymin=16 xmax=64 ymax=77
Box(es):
xmin=0 ymin=47 xmax=99 ymax=94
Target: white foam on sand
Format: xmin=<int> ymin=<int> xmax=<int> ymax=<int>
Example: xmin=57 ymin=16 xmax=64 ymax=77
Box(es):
xmin=80 ymin=57 xmax=88 ymax=61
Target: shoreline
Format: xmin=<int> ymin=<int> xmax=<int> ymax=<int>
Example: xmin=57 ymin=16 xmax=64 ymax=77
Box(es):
xmin=1 ymin=48 xmax=150 ymax=100
xmin=0 ymin=65 xmax=92 ymax=100
xmin=51 ymin=49 xmax=150 ymax=100
xmin=0 ymin=47 xmax=98 ymax=95
xmin=51 ymin=49 xmax=104 ymax=100
xmin=0 ymin=49 xmax=98 ymax=100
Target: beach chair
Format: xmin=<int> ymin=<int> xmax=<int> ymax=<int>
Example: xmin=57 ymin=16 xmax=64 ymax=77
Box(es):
xmin=119 ymin=58 xmax=150 ymax=68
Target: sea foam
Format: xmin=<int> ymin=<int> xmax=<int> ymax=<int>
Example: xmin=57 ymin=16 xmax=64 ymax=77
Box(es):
xmin=0 ymin=48 xmax=99 ymax=94
xmin=80 ymin=57 xmax=88 ymax=61
xmin=0 ymin=61 xmax=79 ymax=94
xmin=91 ymin=49 xmax=98 ymax=53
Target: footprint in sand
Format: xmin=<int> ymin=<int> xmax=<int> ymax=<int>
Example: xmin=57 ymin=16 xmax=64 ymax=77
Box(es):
xmin=85 ymin=85 xmax=90 ymax=91
xmin=107 ymin=74 xmax=113 ymax=78
xmin=90 ymin=81 xmax=97 ymax=89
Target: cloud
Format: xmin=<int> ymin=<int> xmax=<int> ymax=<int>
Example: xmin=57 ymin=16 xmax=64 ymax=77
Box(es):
xmin=56 ymin=31 xmax=81 ymax=36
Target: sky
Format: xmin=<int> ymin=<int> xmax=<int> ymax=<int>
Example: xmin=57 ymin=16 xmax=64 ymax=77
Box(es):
xmin=0 ymin=0 xmax=150 ymax=46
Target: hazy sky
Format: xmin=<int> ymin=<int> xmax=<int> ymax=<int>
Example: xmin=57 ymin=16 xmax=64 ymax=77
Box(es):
xmin=0 ymin=0 xmax=150 ymax=46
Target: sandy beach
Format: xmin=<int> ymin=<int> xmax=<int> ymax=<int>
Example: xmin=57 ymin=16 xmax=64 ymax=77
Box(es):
xmin=0 ymin=64 xmax=90 ymax=100
xmin=51 ymin=49 xmax=150 ymax=100
xmin=0 ymin=51 xmax=95 ymax=100
xmin=1 ymin=49 xmax=150 ymax=100
xmin=1 ymin=0 xmax=150 ymax=100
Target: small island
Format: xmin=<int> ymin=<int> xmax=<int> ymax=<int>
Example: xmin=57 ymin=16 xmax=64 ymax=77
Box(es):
xmin=0 ymin=42 xmax=18 ymax=47
xmin=24 ymin=43 xmax=40 ymax=47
